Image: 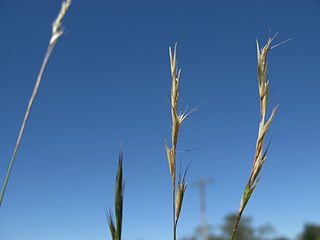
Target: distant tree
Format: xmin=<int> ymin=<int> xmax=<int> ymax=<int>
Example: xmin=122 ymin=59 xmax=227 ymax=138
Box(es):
xmin=180 ymin=224 xmax=221 ymax=240
xmin=220 ymin=213 xmax=255 ymax=240
xmin=299 ymin=224 xmax=320 ymax=240
xmin=256 ymin=223 xmax=275 ymax=240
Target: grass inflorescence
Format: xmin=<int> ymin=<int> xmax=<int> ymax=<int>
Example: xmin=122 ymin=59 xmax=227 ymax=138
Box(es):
xmin=164 ymin=44 xmax=197 ymax=240
xmin=229 ymin=36 xmax=289 ymax=240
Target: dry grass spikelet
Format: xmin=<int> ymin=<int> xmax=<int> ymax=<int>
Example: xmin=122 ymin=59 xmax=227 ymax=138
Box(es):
xmin=175 ymin=167 xmax=188 ymax=224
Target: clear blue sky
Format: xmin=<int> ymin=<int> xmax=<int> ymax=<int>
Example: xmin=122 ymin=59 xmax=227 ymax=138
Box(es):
xmin=0 ymin=1 xmax=319 ymax=240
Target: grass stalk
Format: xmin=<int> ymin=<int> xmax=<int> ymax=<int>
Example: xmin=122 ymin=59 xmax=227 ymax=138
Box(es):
xmin=165 ymin=44 xmax=194 ymax=240
xmin=107 ymin=151 xmax=124 ymax=240
xmin=0 ymin=0 xmax=72 ymax=207
xmin=229 ymin=37 xmax=285 ymax=240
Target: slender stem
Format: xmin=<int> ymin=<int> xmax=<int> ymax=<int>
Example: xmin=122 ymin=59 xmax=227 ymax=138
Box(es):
xmin=172 ymin=178 xmax=176 ymax=240
xmin=0 ymin=43 xmax=55 ymax=207
xmin=229 ymin=208 xmax=244 ymax=240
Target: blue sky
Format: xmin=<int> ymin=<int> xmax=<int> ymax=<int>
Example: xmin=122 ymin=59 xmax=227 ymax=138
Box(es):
xmin=0 ymin=0 xmax=319 ymax=240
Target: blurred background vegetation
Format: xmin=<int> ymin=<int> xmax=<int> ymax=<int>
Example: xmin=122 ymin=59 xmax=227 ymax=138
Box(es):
xmin=180 ymin=213 xmax=320 ymax=240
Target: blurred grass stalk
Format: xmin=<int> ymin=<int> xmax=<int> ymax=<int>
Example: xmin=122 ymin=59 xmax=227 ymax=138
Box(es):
xmin=229 ymin=37 xmax=286 ymax=240
xmin=107 ymin=152 xmax=124 ymax=240
xmin=165 ymin=44 xmax=194 ymax=240
xmin=0 ymin=0 xmax=72 ymax=207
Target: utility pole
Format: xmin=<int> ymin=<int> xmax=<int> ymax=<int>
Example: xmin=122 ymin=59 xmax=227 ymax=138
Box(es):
xmin=192 ymin=178 xmax=213 ymax=240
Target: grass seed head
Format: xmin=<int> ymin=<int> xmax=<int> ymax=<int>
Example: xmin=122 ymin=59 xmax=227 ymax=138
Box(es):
xmin=50 ymin=0 xmax=72 ymax=44
xmin=248 ymin=37 xmax=280 ymax=188
xmin=230 ymin=36 xmax=288 ymax=240
xmin=165 ymin=44 xmax=197 ymax=240
xmin=165 ymin=44 xmax=197 ymax=182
